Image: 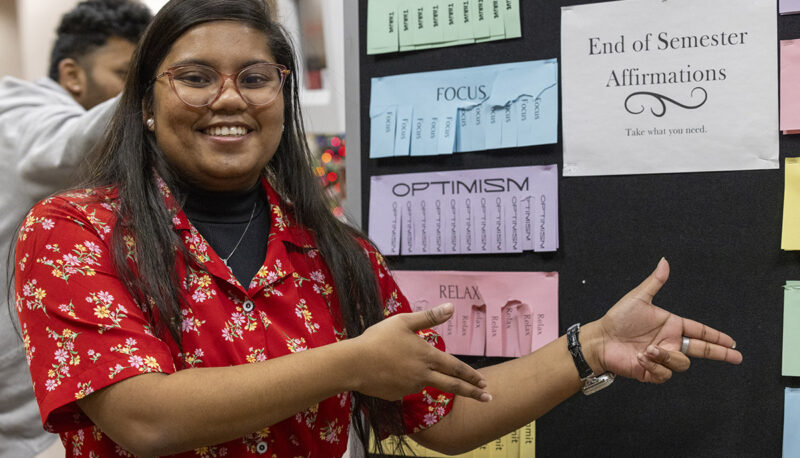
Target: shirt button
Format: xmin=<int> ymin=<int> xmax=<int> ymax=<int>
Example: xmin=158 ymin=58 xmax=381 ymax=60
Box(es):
xmin=242 ymin=300 xmax=255 ymax=313
xmin=255 ymin=441 xmax=268 ymax=454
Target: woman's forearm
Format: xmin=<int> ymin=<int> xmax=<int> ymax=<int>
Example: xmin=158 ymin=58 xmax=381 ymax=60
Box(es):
xmin=411 ymin=321 xmax=605 ymax=454
xmin=76 ymin=304 xmax=490 ymax=457
xmin=77 ymin=337 xmax=362 ymax=457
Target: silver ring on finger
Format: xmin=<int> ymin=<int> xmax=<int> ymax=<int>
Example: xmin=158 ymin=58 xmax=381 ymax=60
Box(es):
xmin=680 ymin=336 xmax=690 ymax=354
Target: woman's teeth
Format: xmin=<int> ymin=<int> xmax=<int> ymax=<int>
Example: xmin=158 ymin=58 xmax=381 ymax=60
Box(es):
xmin=204 ymin=126 xmax=248 ymax=137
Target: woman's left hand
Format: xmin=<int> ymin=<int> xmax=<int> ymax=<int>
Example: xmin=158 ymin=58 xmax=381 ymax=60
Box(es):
xmin=585 ymin=258 xmax=742 ymax=383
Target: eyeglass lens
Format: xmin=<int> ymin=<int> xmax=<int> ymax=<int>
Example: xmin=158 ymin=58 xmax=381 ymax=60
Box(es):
xmin=170 ymin=64 xmax=285 ymax=106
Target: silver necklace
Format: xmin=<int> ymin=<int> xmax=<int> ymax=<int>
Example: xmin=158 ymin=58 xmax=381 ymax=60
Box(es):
xmin=220 ymin=201 xmax=258 ymax=267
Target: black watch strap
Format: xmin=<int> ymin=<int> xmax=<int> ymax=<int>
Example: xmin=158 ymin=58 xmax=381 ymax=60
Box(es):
xmin=567 ymin=323 xmax=594 ymax=379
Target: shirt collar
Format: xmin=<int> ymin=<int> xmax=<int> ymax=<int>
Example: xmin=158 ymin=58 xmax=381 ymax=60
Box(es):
xmin=159 ymin=176 xmax=306 ymax=234
xmin=157 ymin=174 xmax=317 ymax=291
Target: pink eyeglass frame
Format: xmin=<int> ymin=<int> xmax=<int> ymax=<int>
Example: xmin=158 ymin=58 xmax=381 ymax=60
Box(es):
xmin=150 ymin=62 xmax=291 ymax=108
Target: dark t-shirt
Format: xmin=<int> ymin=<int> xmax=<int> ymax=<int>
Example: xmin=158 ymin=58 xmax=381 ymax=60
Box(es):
xmin=181 ymin=182 xmax=269 ymax=287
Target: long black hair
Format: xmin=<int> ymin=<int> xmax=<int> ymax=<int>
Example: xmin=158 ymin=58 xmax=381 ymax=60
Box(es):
xmin=82 ymin=0 xmax=404 ymax=453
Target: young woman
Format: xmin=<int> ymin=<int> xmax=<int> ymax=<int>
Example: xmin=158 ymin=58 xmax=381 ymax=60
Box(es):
xmin=14 ymin=0 xmax=741 ymax=456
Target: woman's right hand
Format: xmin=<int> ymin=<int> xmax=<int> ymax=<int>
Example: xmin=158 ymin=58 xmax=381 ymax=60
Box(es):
xmin=349 ymin=303 xmax=491 ymax=403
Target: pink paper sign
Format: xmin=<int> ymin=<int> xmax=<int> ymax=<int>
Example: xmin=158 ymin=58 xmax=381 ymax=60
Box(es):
xmin=392 ymin=270 xmax=558 ymax=357
xmin=781 ymin=40 xmax=800 ymax=132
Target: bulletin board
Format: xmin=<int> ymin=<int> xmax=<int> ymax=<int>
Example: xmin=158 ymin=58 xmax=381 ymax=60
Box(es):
xmin=355 ymin=1 xmax=799 ymax=456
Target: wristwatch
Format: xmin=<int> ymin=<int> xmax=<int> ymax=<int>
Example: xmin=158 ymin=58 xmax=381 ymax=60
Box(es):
xmin=567 ymin=323 xmax=615 ymax=395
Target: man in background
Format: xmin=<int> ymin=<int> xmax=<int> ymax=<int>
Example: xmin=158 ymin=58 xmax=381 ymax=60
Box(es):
xmin=0 ymin=1 xmax=151 ymax=456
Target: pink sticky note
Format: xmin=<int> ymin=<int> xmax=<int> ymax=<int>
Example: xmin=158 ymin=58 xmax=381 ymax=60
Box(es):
xmin=479 ymin=272 xmax=559 ymax=357
xmin=501 ymin=300 xmax=523 ymax=357
xmin=498 ymin=301 xmax=540 ymax=357
xmin=468 ymin=304 xmax=487 ymax=355
xmin=392 ymin=271 xmax=487 ymax=355
xmin=781 ymin=40 xmax=800 ymax=132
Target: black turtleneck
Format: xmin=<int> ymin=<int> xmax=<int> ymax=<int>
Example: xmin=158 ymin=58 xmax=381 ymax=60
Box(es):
xmin=180 ymin=182 xmax=269 ymax=288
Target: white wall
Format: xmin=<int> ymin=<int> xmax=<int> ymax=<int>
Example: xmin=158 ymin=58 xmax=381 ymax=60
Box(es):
xmin=141 ymin=0 xmax=167 ymax=14
xmin=276 ymin=0 xmax=346 ymax=134
xmin=11 ymin=0 xmax=163 ymax=81
xmin=0 ymin=0 xmax=21 ymax=78
xmin=17 ymin=0 xmax=81 ymax=80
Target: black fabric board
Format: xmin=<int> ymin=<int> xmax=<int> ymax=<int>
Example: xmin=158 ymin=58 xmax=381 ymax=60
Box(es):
xmin=358 ymin=1 xmax=800 ymax=456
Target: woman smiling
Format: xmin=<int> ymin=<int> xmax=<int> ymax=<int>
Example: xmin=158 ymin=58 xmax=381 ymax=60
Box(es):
xmin=14 ymin=0 xmax=742 ymax=457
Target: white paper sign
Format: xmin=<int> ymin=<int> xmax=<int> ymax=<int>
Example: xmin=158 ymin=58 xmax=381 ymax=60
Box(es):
xmin=561 ymin=0 xmax=778 ymax=176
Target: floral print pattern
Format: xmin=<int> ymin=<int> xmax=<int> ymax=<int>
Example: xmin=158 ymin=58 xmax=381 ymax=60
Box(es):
xmin=319 ymin=419 xmax=343 ymax=444
xmin=181 ymin=348 xmax=204 ymax=367
xmin=107 ymin=338 xmax=162 ymax=379
xmin=183 ymin=227 xmax=212 ymax=264
xmin=414 ymin=389 xmax=452 ymax=432
xmin=294 ymin=298 xmax=320 ymax=334
xmin=18 ymin=211 xmax=55 ymax=241
xmin=251 ymin=258 xmax=287 ymax=291
xmin=285 ymin=335 xmax=308 ymax=353
xmin=222 ymin=306 xmax=259 ymax=342
xmin=245 ymin=347 xmax=267 ymax=364
xmin=180 ymin=307 xmax=205 ymax=335
xmin=17 ymin=279 xmax=48 ymax=315
xmin=86 ymin=291 xmax=127 ymax=334
xmin=22 ymin=324 xmax=35 ymax=365
xmin=44 ymin=328 xmax=80 ymax=392
xmin=36 ymin=240 xmax=101 ymax=282
xmin=384 ymin=290 xmax=402 ymax=316
xmin=185 ymin=266 xmax=217 ymax=304
xmin=295 ymin=404 xmax=318 ymax=429
xmin=75 ymin=381 xmax=94 ymax=400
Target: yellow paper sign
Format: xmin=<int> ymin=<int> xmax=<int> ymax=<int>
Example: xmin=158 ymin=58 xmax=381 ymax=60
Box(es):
xmin=374 ymin=421 xmax=535 ymax=456
xmin=782 ymin=158 xmax=800 ymax=249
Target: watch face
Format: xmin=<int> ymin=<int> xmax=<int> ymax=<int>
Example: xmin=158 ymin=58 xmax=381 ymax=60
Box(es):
xmin=582 ymin=373 xmax=616 ymax=395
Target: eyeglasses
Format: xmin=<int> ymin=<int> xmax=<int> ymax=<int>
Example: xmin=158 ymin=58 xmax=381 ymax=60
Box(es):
xmin=151 ymin=63 xmax=290 ymax=107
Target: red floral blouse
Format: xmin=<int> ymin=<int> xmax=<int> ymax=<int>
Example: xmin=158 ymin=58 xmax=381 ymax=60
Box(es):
xmin=14 ymin=178 xmax=453 ymax=457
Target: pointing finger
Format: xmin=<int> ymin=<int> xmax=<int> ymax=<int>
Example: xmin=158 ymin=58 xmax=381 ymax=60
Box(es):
xmin=426 ymin=370 xmax=492 ymax=403
xmin=427 ymin=352 xmax=488 ymax=391
xmin=681 ymin=318 xmax=737 ymax=349
xmin=684 ymin=338 xmax=743 ymax=365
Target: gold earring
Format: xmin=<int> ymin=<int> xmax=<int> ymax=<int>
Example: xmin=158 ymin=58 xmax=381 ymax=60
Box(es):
xmin=146 ymin=118 xmax=155 ymax=130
